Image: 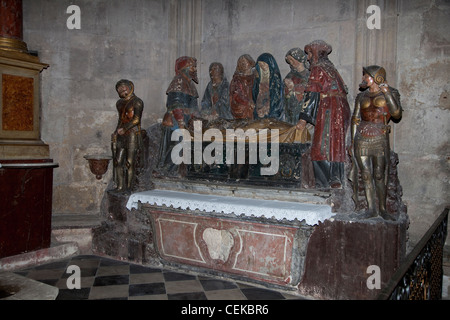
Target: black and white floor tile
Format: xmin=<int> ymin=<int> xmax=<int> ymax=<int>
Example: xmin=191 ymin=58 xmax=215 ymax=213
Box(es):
xmin=13 ymin=255 xmax=302 ymax=300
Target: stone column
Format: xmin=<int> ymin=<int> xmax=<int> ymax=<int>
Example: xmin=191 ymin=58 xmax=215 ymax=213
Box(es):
xmin=0 ymin=0 xmax=50 ymax=159
xmin=0 ymin=0 xmax=56 ymax=259
xmin=167 ymin=0 xmax=203 ymax=85
xmin=0 ymin=0 xmax=28 ymax=53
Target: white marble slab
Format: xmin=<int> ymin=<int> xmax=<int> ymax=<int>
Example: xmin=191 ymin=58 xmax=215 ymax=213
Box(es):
xmin=126 ymin=189 xmax=333 ymax=226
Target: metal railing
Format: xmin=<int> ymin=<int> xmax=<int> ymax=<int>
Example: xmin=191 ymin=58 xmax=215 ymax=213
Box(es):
xmin=378 ymin=207 xmax=449 ymax=300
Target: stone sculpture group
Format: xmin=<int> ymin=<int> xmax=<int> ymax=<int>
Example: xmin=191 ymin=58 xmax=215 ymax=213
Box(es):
xmin=111 ymin=40 xmax=403 ymax=221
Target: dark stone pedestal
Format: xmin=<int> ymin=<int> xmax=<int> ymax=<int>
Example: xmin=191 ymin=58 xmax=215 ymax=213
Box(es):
xmin=92 ymin=123 xmax=162 ymax=264
xmin=298 ymin=213 xmax=409 ymax=300
xmin=92 ymin=191 xmax=159 ymax=265
xmin=0 ymin=159 xmax=58 ymax=258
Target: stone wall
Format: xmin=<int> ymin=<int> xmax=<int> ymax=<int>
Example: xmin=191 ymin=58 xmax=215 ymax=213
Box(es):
xmin=199 ymin=0 xmax=358 ymax=101
xmin=23 ymin=0 xmax=172 ymax=214
xmin=395 ymin=0 xmax=450 ymax=245
xmin=22 ymin=0 xmax=449 ymax=247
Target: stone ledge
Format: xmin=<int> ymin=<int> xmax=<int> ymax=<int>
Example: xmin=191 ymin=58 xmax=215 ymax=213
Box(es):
xmin=51 ymin=214 xmax=102 ymax=254
xmin=52 ymin=214 xmax=102 ymax=230
xmin=152 ymin=178 xmax=331 ymax=204
xmin=0 ymin=241 xmax=79 ymax=272
xmin=127 ymin=189 xmax=333 ymax=226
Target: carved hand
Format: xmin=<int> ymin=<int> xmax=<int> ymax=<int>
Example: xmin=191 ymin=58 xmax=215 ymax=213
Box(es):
xmin=379 ymin=81 xmax=389 ymax=94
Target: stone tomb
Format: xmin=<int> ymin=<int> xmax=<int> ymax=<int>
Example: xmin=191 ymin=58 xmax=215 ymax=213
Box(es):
xmin=92 ymin=124 xmax=409 ymax=299
xmin=94 ymin=183 xmax=408 ymax=300
xmin=126 ymin=189 xmax=332 ymax=288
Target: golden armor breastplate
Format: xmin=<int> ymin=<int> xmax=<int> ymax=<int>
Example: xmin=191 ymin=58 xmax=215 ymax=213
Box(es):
xmin=356 ymin=91 xmax=391 ymax=138
xmin=360 ymin=92 xmax=390 ymax=123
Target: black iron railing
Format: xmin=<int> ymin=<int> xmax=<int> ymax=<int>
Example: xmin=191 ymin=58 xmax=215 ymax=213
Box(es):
xmin=378 ymin=207 xmax=448 ymax=300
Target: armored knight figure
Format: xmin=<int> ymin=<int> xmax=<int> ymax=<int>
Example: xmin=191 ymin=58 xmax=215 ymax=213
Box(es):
xmin=111 ymin=79 xmax=144 ymax=192
xmin=350 ymin=65 xmax=402 ymax=220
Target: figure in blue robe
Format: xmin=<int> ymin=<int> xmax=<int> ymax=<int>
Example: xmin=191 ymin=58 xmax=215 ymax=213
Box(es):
xmin=201 ymin=62 xmax=233 ymax=120
xmin=252 ymin=53 xmax=284 ymax=120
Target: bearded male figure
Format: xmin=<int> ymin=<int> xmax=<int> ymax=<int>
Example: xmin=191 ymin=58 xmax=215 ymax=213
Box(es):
xmin=350 ymin=65 xmax=402 ymax=220
xmin=158 ymin=56 xmax=200 ymax=168
xmin=297 ymin=40 xmax=351 ymax=189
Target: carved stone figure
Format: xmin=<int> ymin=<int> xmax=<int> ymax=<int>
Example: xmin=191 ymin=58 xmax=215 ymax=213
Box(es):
xmin=201 ymin=62 xmax=233 ymax=120
xmin=349 ymin=65 xmax=402 ymax=220
xmin=283 ymin=48 xmax=310 ymax=125
xmin=297 ymin=40 xmax=351 ymax=189
xmin=164 ymin=56 xmax=200 ymax=129
xmin=253 ymin=53 xmax=284 ymax=120
xmin=158 ymin=56 xmax=200 ymax=168
xmin=111 ymin=79 xmax=144 ymax=192
xmin=229 ymin=54 xmax=256 ymax=120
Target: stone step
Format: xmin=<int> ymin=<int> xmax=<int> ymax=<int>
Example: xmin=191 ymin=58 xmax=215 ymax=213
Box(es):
xmin=52 ymin=214 xmax=102 ymax=230
xmin=0 ymin=241 xmax=79 ymax=272
xmin=51 ymin=214 xmax=102 ymax=255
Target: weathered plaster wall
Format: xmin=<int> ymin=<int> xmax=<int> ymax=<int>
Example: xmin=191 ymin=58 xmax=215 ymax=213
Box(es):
xmin=395 ymin=0 xmax=450 ymax=244
xmin=199 ymin=0 xmax=357 ymax=102
xmin=22 ymin=0 xmax=449 ymax=247
xmin=23 ymin=0 xmax=171 ymax=214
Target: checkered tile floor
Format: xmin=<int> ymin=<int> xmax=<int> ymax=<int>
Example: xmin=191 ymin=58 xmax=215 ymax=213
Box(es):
xmin=13 ymin=255 xmax=302 ymax=300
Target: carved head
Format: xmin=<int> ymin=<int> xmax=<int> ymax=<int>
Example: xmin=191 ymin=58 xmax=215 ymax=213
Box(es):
xmin=115 ymin=79 xmax=134 ymax=99
xmin=285 ymin=47 xmax=308 ymax=70
xmin=175 ymin=56 xmax=198 ymax=84
xmin=209 ymin=62 xmax=224 ymax=85
xmin=363 ymin=65 xmax=386 ymax=85
xmin=304 ymin=40 xmax=332 ymax=65
xmin=236 ymin=54 xmax=255 ymax=75
xmin=255 ymin=53 xmax=281 ymax=81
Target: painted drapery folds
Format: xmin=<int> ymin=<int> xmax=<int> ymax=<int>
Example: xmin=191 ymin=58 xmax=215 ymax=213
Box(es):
xmin=230 ymin=54 xmax=256 ymax=120
xmin=283 ymin=48 xmax=310 ymax=125
xmin=201 ymin=62 xmax=233 ymax=120
xmin=158 ymin=56 xmax=199 ymax=169
xmin=153 ymin=44 xmax=404 ymax=217
xmin=252 ymin=53 xmax=284 ymax=121
xmin=165 ymin=56 xmax=200 ymax=129
xmin=298 ymin=40 xmax=351 ymax=189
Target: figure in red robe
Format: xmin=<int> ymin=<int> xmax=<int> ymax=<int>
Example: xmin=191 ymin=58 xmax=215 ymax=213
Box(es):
xmin=229 ymin=54 xmax=256 ymax=120
xmin=296 ymin=40 xmax=351 ymax=188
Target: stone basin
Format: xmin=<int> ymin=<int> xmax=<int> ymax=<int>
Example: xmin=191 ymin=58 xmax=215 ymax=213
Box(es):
xmin=0 ymin=272 xmax=58 ymax=300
